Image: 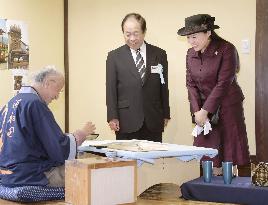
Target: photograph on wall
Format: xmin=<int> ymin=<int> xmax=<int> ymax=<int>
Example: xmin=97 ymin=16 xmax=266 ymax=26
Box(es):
xmin=0 ymin=19 xmax=8 ymax=70
xmin=6 ymin=20 xmax=29 ymax=70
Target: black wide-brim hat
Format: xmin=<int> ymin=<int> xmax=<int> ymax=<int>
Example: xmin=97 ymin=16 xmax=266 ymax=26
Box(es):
xmin=177 ymin=14 xmax=220 ymax=36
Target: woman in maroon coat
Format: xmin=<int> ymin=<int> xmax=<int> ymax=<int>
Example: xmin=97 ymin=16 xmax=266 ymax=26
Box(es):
xmin=177 ymin=14 xmax=250 ymax=175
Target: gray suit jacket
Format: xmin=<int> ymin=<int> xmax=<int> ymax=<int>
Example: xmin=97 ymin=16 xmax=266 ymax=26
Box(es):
xmin=106 ymin=42 xmax=170 ymax=133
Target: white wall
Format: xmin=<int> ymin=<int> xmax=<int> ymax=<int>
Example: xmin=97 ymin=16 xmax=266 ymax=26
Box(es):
xmin=0 ymin=0 xmax=256 ymax=181
xmin=68 ymin=0 xmax=256 ymax=155
xmin=0 ymin=0 xmax=65 ymax=128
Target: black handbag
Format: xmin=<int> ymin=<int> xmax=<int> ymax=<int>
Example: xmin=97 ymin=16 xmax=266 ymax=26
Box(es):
xmin=191 ymin=106 xmax=220 ymax=125
xmin=199 ymin=93 xmax=220 ymax=125
xmin=209 ymin=106 xmax=221 ymax=125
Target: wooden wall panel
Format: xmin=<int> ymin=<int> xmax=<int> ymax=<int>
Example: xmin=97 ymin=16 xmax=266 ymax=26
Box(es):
xmin=256 ymin=0 xmax=268 ymax=162
xmin=64 ymin=0 xmax=69 ymax=132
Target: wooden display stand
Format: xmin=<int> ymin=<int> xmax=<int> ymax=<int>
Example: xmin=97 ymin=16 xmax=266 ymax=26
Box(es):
xmin=65 ymin=157 xmax=137 ymax=205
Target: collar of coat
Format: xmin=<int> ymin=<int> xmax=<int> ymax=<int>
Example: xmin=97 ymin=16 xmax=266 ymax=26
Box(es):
xmin=188 ymin=39 xmax=221 ymax=58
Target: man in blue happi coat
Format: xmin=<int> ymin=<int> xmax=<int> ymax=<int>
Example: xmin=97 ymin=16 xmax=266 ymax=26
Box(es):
xmin=0 ymin=66 xmax=96 ymax=187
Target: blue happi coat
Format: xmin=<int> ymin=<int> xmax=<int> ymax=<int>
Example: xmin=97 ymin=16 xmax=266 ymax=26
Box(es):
xmin=0 ymin=86 xmax=76 ymax=187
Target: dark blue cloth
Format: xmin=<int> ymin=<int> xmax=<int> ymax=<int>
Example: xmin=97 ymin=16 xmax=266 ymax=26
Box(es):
xmin=0 ymin=87 xmax=70 ymax=187
xmin=181 ymin=176 xmax=268 ymax=205
xmin=0 ymin=183 xmax=64 ymax=202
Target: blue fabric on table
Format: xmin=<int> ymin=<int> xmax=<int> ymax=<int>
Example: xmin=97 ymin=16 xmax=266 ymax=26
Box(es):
xmin=79 ymin=141 xmax=218 ymax=166
xmin=181 ymin=176 xmax=268 ymax=205
xmin=0 ymin=183 xmax=64 ymax=202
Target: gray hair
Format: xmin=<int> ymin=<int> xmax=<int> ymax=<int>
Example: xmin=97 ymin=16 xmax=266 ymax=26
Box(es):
xmin=33 ymin=65 xmax=62 ymax=83
xmin=25 ymin=65 xmax=63 ymax=86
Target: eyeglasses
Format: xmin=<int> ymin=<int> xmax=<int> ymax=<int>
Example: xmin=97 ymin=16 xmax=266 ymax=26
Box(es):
xmin=49 ymin=79 xmax=64 ymax=94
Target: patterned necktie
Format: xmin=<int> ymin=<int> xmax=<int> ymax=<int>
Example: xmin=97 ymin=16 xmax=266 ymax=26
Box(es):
xmin=136 ymin=48 xmax=146 ymax=83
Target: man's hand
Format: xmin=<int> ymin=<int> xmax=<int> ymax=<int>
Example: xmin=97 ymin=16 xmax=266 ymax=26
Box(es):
xmin=81 ymin=122 xmax=96 ymax=136
xmin=109 ymin=119 xmax=120 ymax=131
xmin=0 ymin=169 xmax=12 ymax=175
xmin=73 ymin=122 xmax=96 ymax=146
xmin=164 ymin=118 xmax=169 ymax=127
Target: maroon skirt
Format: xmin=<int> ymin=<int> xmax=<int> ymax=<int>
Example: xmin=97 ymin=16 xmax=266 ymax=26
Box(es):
xmin=193 ymin=102 xmax=250 ymax=167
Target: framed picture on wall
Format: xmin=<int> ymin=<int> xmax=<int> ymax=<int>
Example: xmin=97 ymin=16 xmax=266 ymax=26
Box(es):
xmin=0 ymin=19 xmax=8 ymax=70
xmin=0 ymin=19 xmax=30 ymax=91
xmin=6 ymin=20 xmax=29 ymax=70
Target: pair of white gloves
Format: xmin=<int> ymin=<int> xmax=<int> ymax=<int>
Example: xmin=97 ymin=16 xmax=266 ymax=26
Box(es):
xmin=192 ymin=120 xmax=212 ymax=137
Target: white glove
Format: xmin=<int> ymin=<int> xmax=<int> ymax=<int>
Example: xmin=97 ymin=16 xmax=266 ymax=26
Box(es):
xmin=192 ymin=120 xmax=212 ymax=137
xmin=192 ymin=125 xmax=204 ymax=137
xmin=203 ymin=120 xmax=212 ymax=135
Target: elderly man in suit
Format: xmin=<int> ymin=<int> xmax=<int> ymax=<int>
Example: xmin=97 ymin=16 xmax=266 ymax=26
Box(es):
xmin=106 ymin=13 xmax=170 ymax=142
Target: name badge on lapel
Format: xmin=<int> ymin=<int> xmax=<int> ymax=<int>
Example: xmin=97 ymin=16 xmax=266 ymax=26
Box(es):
xmin=151 ymin=64 xmax=165 ymax=84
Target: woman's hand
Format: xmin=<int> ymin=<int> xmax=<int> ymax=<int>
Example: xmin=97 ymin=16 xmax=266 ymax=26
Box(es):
xmin=194 ymin=108 xmax=209 ymax=126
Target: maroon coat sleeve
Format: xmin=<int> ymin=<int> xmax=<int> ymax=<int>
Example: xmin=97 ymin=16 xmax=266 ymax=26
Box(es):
xmin=202 ymin=43 xmax=239 ymax=113
xmin=186 ymin=51 xmax=202 ymax=113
